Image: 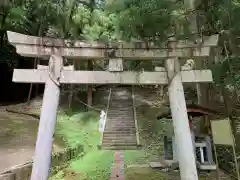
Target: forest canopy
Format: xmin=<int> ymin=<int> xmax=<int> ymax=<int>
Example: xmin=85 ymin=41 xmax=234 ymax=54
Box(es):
xmin=1 ymin=0 xmax=240 ymax=88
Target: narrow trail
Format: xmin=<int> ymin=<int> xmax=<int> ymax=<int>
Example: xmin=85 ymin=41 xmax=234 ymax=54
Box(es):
xmin=0 ymin=101 xmax=64 ymax=173
xmin=110 ymin=151 xmax=124 ymax=180
xmin=0 ymin=107 xmax=37 ymax=173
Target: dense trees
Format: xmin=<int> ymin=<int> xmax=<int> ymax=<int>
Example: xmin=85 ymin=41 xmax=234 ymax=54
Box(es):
xmin=1 ymin=0 xmax=240 ymax=108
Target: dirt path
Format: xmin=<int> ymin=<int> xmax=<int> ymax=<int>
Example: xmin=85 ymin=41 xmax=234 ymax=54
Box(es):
xmin=110 ymin=151 xmax=124 ymax=180
xmin=0 ymin=108 xmax=37 ymax=173
xmin=0 ymin=104 xmax=65 ymax=173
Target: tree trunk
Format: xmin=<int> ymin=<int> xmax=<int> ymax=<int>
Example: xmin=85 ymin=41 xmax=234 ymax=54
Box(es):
xmin=0 ymin=14 xmax=7 ymax=48
xmin=85 ymin=2 xmax=95 ymax=111
xmin=87 ymin=60 xmax=93 ymax=110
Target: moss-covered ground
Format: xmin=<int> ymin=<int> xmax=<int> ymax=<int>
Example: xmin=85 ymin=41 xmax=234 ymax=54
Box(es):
xmin=50 ymin=107 xmax=176 ymax=180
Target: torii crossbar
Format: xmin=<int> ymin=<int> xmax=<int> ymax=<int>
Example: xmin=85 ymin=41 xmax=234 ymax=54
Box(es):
xmin=7 ymin=31 xmax=219 ymax=180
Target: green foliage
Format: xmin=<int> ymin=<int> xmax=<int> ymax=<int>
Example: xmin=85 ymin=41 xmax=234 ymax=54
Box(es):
xmin=55 ymin=111 xmax=100 ymax=149
xmin=70 ymin=150 xmax=114 ymax=180
xmin=107 ymin=0 xmax=189 ymax=42
xmin=211 ymin=56 xmax=240 ymax=88
xmin=52 ymin=110 xmax=114 ymax=180
xmin=2 ymin=0 xmax=240 ymax=43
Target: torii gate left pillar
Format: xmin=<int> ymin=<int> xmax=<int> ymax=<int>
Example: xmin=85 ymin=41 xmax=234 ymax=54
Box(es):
xmin=31 ymin=54 xmax=62 ymax=180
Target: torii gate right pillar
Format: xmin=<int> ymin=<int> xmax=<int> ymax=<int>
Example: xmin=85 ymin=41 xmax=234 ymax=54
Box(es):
xmin=165 ymin=58 xmax=198 ymax=180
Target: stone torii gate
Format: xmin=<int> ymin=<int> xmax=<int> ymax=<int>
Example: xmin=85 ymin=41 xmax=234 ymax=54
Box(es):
xmin=7 ymin=31 xmax=218 ymax=180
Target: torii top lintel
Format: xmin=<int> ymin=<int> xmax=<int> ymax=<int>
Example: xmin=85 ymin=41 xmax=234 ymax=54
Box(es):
xmin=7 ymin=31 xmax=219 ymax=60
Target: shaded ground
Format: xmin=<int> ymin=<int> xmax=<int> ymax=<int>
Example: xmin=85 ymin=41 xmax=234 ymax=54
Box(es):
xmin=125 ymin=167 xmax=232 ymax=180
xmin=0 ymin=102 xmax=66 ymax=173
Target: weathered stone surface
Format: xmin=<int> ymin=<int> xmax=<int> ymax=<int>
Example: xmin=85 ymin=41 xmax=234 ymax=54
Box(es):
xmin=7 ymin=31 xmax=218 ymax=60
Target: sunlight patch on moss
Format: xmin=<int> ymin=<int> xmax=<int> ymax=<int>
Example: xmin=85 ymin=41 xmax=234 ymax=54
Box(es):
xmin=70 ymin=150 xmax=114 ymax=180
xmin=55 ymin=111 xmax=100 ymax=148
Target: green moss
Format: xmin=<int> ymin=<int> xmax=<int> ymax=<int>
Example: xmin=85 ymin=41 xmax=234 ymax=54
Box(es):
xmin=125 ymin=167 xmax=168 ymax=180
xmin=55 ymin=111 xmax=100 ymax=149
xmin=52 ymin=110 xmax=115 ymax=180
xmin=51 ymin=107 xmax=173 ymax=180
xmin=70 ymin=150 xmax=114 ymax=180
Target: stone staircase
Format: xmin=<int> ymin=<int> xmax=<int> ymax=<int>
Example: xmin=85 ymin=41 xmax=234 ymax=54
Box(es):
xmin=101 ymin=87 xmax=139 ymax=150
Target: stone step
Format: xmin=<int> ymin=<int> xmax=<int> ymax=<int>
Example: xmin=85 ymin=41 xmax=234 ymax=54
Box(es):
xmin=109 ymin=107 xmax=133 ymax=109
xmin=105 ymin=128 xmax=136 ymax=132
xmin=109 ymin=111 xmax=133 ymax=114
xmin=107 ymin=112 xmax=133 ymax=115
xmin=106 ymin=124 xmax=135 ymax=127
xmin=101 ymin=145 xmax=140 ymax=150
xmin=111 ymin=97 xmax=132 ymax=99
xmin=105 ymin=123 xmax=135 ymax=126
xmin=107 ymin=118 xmax=135 ymax=121
xmin=108 ymin=117 xmax=133 ymax=120
xmin=107 ymin=119 xmax=135 ymax=122
xmin=108 ymin=108 xmax=132 ymax=111
xmin=108 ymin=115 xmax=133 ymax=117
xmin=104 ymin=130 xmax=136 ymax=133
xmin=111 ymin=98 xmax=132 ymax=100
xmin=111 ymin=102 xmax=132 ymax=104
xmin=106 ymin=122 xmax=135 ymax=126
xmin=107 ymin=120 xmax=134 ymax=123
xmin=107 ymin=117 xmax=134 ymax=120
xmin=108 ymin=111 xmax=133 ymax=114
xmin=102 ymin=142 xmax=137 ymax=146
xmin=107 ymin=116 xmax=133 ymax=119
xmin=108 ymin=109 xmax=133 ymax=112
xmin=110 ymin=108 xmax=132 ymax=110
xmin=102 ymin=137 xmax=136 ymax=141
xmin=111 ymin=93 xmax=130 ymax=95
xmin=108 ymin=115 xmax=133 ymax=118
xmin=103 ymin=137 xmax=136 ymax=141
xmin=111 ymin=99 xmax=132 ymax=101
xmin=110 ymin=103 xmax=133 ymax=106
xmin=111 ymin=100 xmax=132 ymax=102
xmin=110 ymin=107 xmax=133 ymax=109
xmin=111 ymin=101 xmax=132 ymax=103
xmin=103 ymin=135 xmax=136 ymax=139
xmin=107 ymin=119 xmax=134 ymax=122
xmin=110 ymin=101 xmax=132 ymax=104
xmin=104 ymin=129 xmax=136 ymax=132
xmin=110 ymin=104 xmax=132 ymax=107
xmin=110 ymin=109 xmax=133 ymax=112
xmin=105 ymin=124 xmax=135 ymax=128
xmin=103 ymin=135 xmax=136 ymax=140
xmin=104 ymin=131 xmax=136 ymax=135
xmin=102 ymin=139 xmax=137 ymax=144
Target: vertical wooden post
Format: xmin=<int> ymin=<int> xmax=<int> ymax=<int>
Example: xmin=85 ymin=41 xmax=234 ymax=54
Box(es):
xmin=163 ymin=136 xmax=169 ymax=159
xmin=30 ymin=55 xmax=62 ymax=180
xmin=205 ymin=135 xmax=214 ymax=163
xmin=172 ymin=137 xmax=178 ymax=162
xmin=87 ymin=60 xmax=93 ymax=110
xmin=68 ymin=61 xmax=75 ymax=109
xmin=212 ymin=143 xmax=220 ymax=180
xmin=165 ymin=58 xmax=198 ymax=180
